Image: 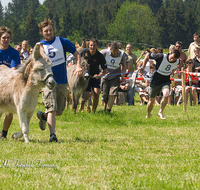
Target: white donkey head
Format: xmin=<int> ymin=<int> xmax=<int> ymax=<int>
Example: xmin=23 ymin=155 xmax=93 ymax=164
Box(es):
xmin=19 ymin=43 xmax=56 ymax=90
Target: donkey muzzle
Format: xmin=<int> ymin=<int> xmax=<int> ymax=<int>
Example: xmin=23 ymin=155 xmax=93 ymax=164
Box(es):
xmin=45 ymin=74 xmax=56 ymax=90
xmin=84 ymin=72 xmax=90 ymax=80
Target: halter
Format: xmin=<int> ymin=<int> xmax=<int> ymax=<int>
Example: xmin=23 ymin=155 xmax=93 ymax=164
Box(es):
xmin=42 ymin=73 xmax=54 ymax=84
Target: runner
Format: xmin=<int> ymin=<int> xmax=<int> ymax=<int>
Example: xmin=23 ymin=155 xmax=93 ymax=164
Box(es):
xmin=142 ymin=49 xmax=180 ymax=119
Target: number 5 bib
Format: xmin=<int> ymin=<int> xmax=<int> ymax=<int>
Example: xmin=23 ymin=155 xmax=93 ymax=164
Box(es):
xmin=43 ymin=37 xmax=65 ymax=67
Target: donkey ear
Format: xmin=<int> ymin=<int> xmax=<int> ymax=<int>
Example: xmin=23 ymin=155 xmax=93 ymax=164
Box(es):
xmin=33 ymin=43 xmax=41 ymax=60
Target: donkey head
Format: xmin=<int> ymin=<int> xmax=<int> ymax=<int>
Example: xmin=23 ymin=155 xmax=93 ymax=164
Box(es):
xmin=32 ymin=43 xmax=55 ymax=89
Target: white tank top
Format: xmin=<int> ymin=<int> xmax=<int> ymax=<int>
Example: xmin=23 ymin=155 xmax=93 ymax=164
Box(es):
xmin=157 ymin=54 xmax=179 ymax=76
xmin=43 ymin=36 xmax=65 ymax=67
xmin=105 ymin=49 xmax=123 ymax=69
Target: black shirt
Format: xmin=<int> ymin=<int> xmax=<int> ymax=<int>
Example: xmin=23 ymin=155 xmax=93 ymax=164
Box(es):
xmin=80 ymin=48 xmax=107 ymax=76
xmin=193 ymin=57 xmax=200 ymax=72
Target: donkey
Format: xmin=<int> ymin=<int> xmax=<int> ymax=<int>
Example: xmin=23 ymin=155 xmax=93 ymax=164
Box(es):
xmin=0 ymin=43 xmax=55 ymax=143
xmin=76 ymin=37 xmax=89 ymax=53
xmin=67 ymin=55 xmax=90 ymax=113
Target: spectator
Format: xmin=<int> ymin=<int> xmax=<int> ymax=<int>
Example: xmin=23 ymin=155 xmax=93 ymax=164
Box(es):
xmin=133 ymin=61 xmax=148 ymax=105
xmin=175 ymin=41 xmax=187 ymax=70
xmin=118 ymin=43 xmax=129 ymax=67
xmin=193 ymin=46 xmax=200 ymax=104
xmin=20 ymin=53 xmax=24 ymax=64
xmin=126 ymin=44 xmax=137 ymax=73
xmin=156 ymin=48 xmax=163 ymax=53
xmin=0 ymin=26 xmax=20 ymax=139
xmin=136 ymin=49 xmax=151 ymax=73
xmin=169 ymin=45 xmax=175 ymax=53
xmin=36 ymin=18 xmax=82 ymax=142
xmin=14 ymin=44 xmax=21 ymax=54
xmin=150 ymin=48 xmax=157 ymax=54
xmin=115 ymin=70 xmax=134 ymax=106
xmin=21 ymin=40 xmax=29 ymax=59
xmin=106 ymin=43 xmax=111 ymax=49
xmin=188 ymin=33 xmax=200 ymax=59
xmin=146 ymin=63 xmax=160 ymax=105
xmin=28 ymin=47 xmax=33 ymax=55
xmin=168 ymin=69 xmax=179 ymax=105
xmin=100 ymin=41 xmax=126 ymax=112
xmin=185 ymin=59 xmax=198 ymax=106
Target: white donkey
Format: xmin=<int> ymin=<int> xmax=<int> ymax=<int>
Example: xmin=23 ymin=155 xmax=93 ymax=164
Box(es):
xmin=0 ymin=43 xmax=55 ymax=143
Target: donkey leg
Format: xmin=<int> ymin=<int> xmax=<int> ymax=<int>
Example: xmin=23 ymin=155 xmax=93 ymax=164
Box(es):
xmin=12 ymin=111 xmax=29 ymax=143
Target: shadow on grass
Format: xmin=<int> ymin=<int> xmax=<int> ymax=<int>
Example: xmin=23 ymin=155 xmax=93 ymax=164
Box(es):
xmin=25 ymin=137 xmax=97 ymax=144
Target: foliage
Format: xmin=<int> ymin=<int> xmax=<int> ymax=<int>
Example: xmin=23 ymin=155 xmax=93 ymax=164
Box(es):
xmin=0 ymin=0 xmax=200 ymax=48
xmin=107 ymin=1 xmax=161 ymax=48
xmin=23 ymin=10 xmax=41 ymax=47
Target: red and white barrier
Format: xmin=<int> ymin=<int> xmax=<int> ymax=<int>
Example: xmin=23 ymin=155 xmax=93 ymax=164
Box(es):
xmin=125 ymin=77 xmax=190 ymax=82
xmin=178 ymin=71 xmax=200 ymax=77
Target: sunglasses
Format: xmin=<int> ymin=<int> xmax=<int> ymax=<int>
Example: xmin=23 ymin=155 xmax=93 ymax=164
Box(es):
xmin=176 ymin=46 xmax=181 ymax=48
xmin=187 ymin=62 xmax=193 ymax=64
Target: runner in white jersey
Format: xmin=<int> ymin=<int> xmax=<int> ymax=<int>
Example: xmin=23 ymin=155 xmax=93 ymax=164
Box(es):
xmin=142 ymin=49 xmax=180 ymax=119
xmin=100 ymin=41 xmax=126 ymax=112
xmin=36 ymin=19 xmax=82 ymax=142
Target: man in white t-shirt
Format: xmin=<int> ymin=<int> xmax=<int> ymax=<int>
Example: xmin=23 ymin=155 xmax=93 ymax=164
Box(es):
xmin=188 ymin=33 xmax=200 ymax=59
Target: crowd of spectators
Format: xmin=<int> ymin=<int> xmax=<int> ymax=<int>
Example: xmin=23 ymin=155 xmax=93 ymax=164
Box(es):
xmin=113 ymin=33 xmax=200 ymax=107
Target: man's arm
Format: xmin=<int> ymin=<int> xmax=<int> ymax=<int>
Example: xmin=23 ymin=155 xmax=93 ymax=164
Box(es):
xmin=94 ymin=69 xmax=107 ymax=79
xmin=141 ymin=53 xmax=150 ymax=71
xmin=188 ymin=44 xmax=191 ymax=59
xmin=73 ymin=50 xmax=83 ymax=76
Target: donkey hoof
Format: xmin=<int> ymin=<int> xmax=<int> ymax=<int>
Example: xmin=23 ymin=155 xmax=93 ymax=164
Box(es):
xmin=24 ymin=134 xmax=30 ymax=143
xmin=12 ymin=132 xmax=23 ymax=139
xmin=25 ymin=139 xmax=30 ymax=143
xmin=12 ymin=133 xmax=17 ymax=139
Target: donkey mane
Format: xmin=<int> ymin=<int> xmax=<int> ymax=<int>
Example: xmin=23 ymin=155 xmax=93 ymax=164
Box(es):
xmin=16 ymin=55 xmax=33 ymax=83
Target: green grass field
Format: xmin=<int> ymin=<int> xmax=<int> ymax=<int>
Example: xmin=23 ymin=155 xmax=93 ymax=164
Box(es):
xmin=1 ymin=93 xmax=200 ymax=189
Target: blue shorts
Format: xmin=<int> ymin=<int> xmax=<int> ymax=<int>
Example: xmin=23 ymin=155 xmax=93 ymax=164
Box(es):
xmin=86 ymin=78 xmax=101 ymax=92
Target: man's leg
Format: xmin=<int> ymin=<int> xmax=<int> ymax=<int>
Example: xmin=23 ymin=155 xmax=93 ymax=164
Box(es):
xmin=85 ymin=91 xmax=91 ymax=112
xmin=127 ymin=86 xmax=134 ymax=106
xmin=146 ymin=97 xmax=155 ymax=118
xmin=101 ymin=78 xmax=109 ymax=111
xmin=198 ymin=81 xmax=200 ymax=104
xmin=106 ymin=76 xmax=120 ymax=112
xmin=3 ymin=113 xmax=13 ymax=131
xmin=92 ymin=88 xmax=100 ymax=112
xmin=192 ymin=88 xmax=197 ymax=106
xmin=185 ymin=88 xmax=189 ymax=105
xmin=158 ymin=88 xmax=169 ymax=119
xmin=47 ymin=111 xmax=56 ymax=135
xmin=0 ymin=113 xmax=13 ymax=138
xmin=107 ymin=95 xmax=115 ymax=111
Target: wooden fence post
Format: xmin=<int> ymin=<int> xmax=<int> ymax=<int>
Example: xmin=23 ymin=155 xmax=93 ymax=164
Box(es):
xmin=189 ymin=75 xmax=192 ymax=106
xmin=181 ymin=68 xmax=186 ymax=112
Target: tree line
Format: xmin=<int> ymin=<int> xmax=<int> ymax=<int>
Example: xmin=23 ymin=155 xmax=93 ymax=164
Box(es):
xmin=0 ymin=0 xmax=199 ymax=49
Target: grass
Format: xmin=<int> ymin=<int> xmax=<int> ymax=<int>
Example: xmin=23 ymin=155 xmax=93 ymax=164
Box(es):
xmin=1 ymin=93 xmax=200 ymax=189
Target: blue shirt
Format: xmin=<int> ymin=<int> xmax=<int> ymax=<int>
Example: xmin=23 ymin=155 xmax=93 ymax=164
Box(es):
xmin=0 ymin=46 xmax=20 ymax=68
xmin=40 ymin=36 xmax=76 ymax=84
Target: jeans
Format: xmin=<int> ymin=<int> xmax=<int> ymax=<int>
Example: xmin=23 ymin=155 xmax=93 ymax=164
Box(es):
xmin=118 ymin=85 xmax=135 ymax=106
xmin=127 ymin=86 xmax=135 ymax=106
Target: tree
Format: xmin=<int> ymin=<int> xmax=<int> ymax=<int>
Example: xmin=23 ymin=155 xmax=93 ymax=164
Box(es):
xmin=0 ymin=1 xmax=4 ymax=26
xmin=81 ymin=9 xmax=98 ymax=39
xmin=107 ymin=1 xmax=161 ymax=48
xmin=23 ymin=10 xmax=41 ymax=46
xmin=136 ymin=0 xmax=163 ymax=14
xmin=35 ymin=4 xmax=47 ymax=24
